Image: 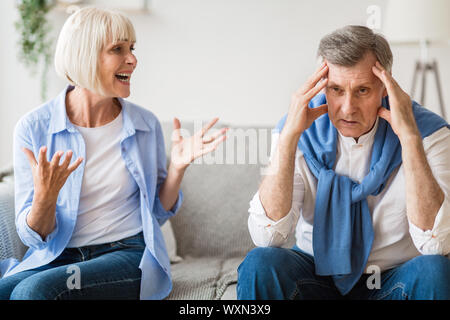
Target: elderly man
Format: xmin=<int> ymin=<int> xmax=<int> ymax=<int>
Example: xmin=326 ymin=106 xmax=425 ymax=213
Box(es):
xmin=237 ymin=25 xmax=450 ymax=300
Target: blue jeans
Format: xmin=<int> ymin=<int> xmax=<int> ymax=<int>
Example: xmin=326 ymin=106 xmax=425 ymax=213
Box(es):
xmin=0 ymin=232 xmax=145 ymax=300
xmin=237 ymin=246 xmax=450 ymax=300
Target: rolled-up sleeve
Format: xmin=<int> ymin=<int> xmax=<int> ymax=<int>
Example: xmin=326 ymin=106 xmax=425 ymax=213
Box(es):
xmin=13 ymin=119 xmax=56 ymax=250
xmin=153 ymin=189 xmax=183 ymax=225
xmin=152 ymin=119 xmax=183 ymax=226
xmin=409 ymin=198 xmax=450 ymax=255
xmin=16 ymin=208 xmax=59 ymax=250
xmin=408 ymin=127 xmax=450 ymax=255
xmin=247 ymin=132 xmax=304 ymax=247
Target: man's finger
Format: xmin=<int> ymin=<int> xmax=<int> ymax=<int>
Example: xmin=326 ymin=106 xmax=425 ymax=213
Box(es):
xmin=377 ymin=106 xmax=391 ymax=124
xmin=22 ymin=147 xmax=38 ymax=167
xmin=300 ymin=64 xmax=329 ymax=95
xmin=372 ymin=62 xmax=397 ymax=93
xmin=305 ymin=78 xmax=328 ymax=101
xmin=312 ymin=61 xmax=326 ymax=75
xmin=310 ymin=104 xmax=328 ymax=120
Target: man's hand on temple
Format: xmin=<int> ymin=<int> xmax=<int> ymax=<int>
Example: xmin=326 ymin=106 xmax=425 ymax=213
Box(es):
xmin=372 ymin=61 xmax=420 ymax=142
xmin=281 ymin=61 xmax=329 ymax=142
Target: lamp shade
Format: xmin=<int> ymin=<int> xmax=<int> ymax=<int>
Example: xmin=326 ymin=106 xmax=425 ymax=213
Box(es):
xmin=383 ymin=0 xmax=450 ymax=43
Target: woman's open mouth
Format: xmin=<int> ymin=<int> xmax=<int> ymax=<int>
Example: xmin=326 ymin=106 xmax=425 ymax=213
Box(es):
xmin=115 ymin=73 xmax=131 ymax=85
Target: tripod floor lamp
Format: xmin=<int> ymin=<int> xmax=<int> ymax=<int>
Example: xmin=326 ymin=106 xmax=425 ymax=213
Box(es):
xmin=410 ymin=41 xmax=447 ymax=120
xmin=384 ymin=0 xmax=450 ymax=121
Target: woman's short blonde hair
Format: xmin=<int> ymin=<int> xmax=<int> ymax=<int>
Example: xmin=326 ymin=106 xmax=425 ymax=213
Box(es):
xmin=54 ymin=7 xmax=136 ymax=95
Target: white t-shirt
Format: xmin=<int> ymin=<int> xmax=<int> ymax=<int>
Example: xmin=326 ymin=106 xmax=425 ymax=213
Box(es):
xmin=67 ymin=110 xmax=143 ymax=248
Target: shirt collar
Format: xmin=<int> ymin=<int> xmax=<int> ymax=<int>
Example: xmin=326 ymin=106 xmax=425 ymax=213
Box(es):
xmin=47 ymin=85 xmax=75 ymax=135
xmin=48 ymin=85 xmax=150 ymax=135
xmin=337 ymin=116 xmax=380 ymax=146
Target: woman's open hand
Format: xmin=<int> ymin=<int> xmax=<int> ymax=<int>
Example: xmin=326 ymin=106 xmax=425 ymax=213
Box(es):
xmin=170 ymin=118 xmax=228 ymax=171
xmin=22 ymin=146 xmax=83 ymax=202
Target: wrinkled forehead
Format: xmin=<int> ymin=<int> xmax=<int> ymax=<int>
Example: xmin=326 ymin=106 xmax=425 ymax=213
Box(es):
xmin=328 ymin=65 xmax=378 ymax=87
xmin=326 ymin=53 xmax=382 ymax=88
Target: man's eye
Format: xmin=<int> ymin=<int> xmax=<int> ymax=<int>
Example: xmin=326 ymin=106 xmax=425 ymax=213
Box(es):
xmin=359 ymin=88 xmax=368 ymax=94
xmin=113 ymin=46 xmax=122 ymax=52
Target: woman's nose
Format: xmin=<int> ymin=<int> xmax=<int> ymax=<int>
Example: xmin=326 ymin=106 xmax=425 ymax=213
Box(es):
xmin=126 ymin=52 xmax=137 ymax=68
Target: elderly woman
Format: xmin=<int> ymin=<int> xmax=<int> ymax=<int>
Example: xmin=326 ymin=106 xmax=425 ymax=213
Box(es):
xmin=0 ymin=7 xmax=226 ymax=300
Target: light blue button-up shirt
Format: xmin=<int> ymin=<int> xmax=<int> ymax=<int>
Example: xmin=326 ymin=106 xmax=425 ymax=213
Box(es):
xmin=1 ymin=85 xmax=183 ymax=300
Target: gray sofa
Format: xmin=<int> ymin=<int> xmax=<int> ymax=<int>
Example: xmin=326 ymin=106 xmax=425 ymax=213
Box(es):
xmin=0 ymin=121 xmax=289 ymax=300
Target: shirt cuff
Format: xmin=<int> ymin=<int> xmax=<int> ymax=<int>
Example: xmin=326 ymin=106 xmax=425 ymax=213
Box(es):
xmin=17 ymin=209 xmax=59 ymax=250
xmin=248 ymin=192 xmax=298 ymax=246
xmin=408 ymin=197 xmax=450 ymax=255
xmin=153 ymin=190 xmax=183 ymax=223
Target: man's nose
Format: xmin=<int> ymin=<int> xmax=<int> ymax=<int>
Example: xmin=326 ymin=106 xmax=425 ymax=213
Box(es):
xmin=341 ymin=94 xmax=357 ymax=115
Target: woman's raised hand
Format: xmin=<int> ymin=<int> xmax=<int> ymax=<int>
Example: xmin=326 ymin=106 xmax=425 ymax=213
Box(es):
xmin=22 ymin=146 xmax=83 ymax=202
xmin=170 ymin=118 xmax=228 ymax=171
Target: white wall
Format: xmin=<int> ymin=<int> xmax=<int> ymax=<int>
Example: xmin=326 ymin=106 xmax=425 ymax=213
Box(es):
xmin=1 ymin=0 xmax=449 ymax=167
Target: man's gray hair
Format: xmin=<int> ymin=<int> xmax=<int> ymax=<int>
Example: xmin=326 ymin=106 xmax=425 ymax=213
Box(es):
xmin=317 ymin=25 xmax=393 ymax=72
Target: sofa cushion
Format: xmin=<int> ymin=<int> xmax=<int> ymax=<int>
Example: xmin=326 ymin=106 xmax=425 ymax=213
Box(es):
xmin=171 ymin=161 xmax=259 ymax=259
xmin=161 ymin=220 xmax=183 ymax=263
xmin=166 ymin=256 xmax=242 ymax=300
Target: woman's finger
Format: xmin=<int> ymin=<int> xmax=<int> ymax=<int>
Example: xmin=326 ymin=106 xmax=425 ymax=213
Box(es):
xmin=37 ymin=146 xmax=48 ymax=166
xmin=199 ymin=117 xmax=219 ymax=137
xmin=200 ymin=135 xmax=227 ymax=156
xmin=203 ymin=127 xmax=229 ymax=144
xmin=60 ymin=150 xmax=73 ymax=169
xmin=172 ymin=117 xmax=182 ymax=142
xmin=67 ymin=157 xmax=84 ymax=173
xmin=50 ymin=151 xmax=64 ymax=167
xmin=22 ymin=147 xmax=38 ymax=168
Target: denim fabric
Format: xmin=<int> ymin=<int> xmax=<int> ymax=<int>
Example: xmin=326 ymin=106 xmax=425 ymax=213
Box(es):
xmin=237 ymin=246 xmax=450 ymax=300
xmin=0 ymin=232 xmax=145 ymax=300
xmin=1 ymin=85 xmax=183 ymax=299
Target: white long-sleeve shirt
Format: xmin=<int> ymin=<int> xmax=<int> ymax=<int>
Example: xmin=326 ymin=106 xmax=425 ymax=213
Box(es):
xmin=248 ymin=118 xmax=450 ymax=273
